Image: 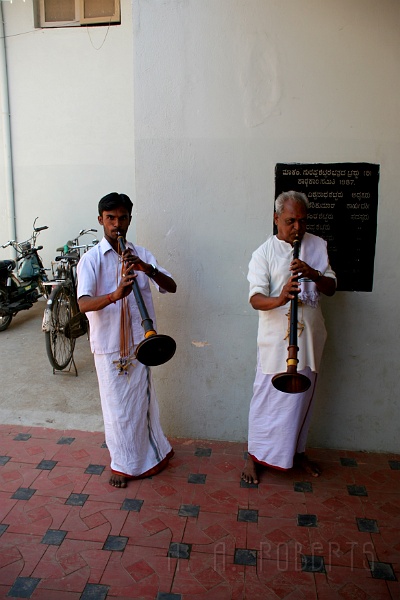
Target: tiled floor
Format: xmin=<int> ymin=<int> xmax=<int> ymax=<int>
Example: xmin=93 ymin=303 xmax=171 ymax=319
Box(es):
xmin=0 ymin=424 xmax=399 ymax=599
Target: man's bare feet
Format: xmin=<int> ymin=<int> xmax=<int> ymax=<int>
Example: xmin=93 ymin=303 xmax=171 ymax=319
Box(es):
xmin=294 ymin=452 xmax=321 ymax=477
xmin=109 ymin=473 xmax=128 ymax=488
xmin=241 ymin=456 xmax=259 ymax=484
xmin=108 ymin=450 xmax=175 ymax=488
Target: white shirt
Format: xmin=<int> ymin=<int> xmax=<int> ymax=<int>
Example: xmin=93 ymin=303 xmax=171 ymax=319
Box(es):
xmin=77 ymin=237 xmax=172 ymax=354
xmin=248 ymin=233 xmax=336 ymax=374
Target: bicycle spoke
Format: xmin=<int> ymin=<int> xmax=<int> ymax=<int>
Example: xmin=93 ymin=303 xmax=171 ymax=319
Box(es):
xmin=45 ymin=286 xmax=75 ymax=370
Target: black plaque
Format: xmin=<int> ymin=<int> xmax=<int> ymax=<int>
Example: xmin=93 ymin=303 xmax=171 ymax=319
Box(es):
xmin=275 ymin=163 xmax=379 ymax=291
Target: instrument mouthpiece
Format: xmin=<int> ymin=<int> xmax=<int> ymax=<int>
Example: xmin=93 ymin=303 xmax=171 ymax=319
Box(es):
xmin=117 ymin=233 xmax=126 ymax=253
xmin=293 ymin=235 xmax=300 ymax=260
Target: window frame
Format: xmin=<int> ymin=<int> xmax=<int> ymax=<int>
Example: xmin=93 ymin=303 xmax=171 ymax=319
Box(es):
xmin=38 ymin=0 xmax=120 ymax=29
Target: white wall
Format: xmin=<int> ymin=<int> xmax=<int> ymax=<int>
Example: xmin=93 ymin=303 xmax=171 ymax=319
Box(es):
xmin=0 ymin=0 xmax=135 ymax=263
xmin=1 ymin=0 xmax=399 ymax=452
xmin=133 ymin=0 xmax=400 ymax=452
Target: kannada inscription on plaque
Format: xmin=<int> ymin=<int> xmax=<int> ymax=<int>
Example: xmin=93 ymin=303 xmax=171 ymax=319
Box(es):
xmin=275 ymin=163 xmax=380 ymax=291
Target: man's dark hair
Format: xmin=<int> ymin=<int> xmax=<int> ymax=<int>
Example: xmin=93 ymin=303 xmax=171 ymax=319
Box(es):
xmin=98 ymin=192 xmax=133 ymax=216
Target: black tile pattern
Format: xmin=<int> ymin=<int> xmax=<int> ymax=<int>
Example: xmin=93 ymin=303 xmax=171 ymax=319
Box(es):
xmin=178 ymin=504 xmax=200 ymax=517
xmin=65 ymin=493 xmax=89 ymax=506
xmin=234 ymin=548 xmax=257 ymax=566
xmin=194 ymin=447 xmax=212 ymax=457
xmin=356 ymin=518 xmax=379 ymax=533
xmin=7 ymin=576 xmax=40 ymax=598
xmin=294 ymin=481 xmax=313 ymax=493
xmin=238 ymin=509 xmax=258 ymax=523
xmin=81 ymin=583 xmax=110 ymax=600
xmin=103 ymin=535 xmax=128 ymax=552
xmin=168 ymin=542 xmax=192 ymax=559
xmin=85 ymin=464 xmax=105 ymax=475
xmin=369 ymin=561 xmax=397 ymax=581
xmin=36 ymin=460 xmax=57 ymax=470
xmin=297 ymin=514 xmax=317 ymax=527
xmin=12 ymin=487 xmax=36 ymax=500
xmin=347 ymin=485 xmax=368 ymax=497
xmin=340 ymin=457 xmax=358 ymax=467
xmin=41 ymin=529 xmax=67 ymax=546
xmin=188 ymin=473 xmax=207 ymax=484
xmin=0 ymin=428 xmax=399 ymax=597
xmin=301 ymin=555 xmax=326 ymax=573
xmin=121 ymin=498 xmax=144 ymax=512
xmin=13 ymin=433 xmax=31 ymax=441
xmin=57 ymin=436 xmax=75 ymax=445
xmin=388 ymin=460 xmax=400 ymax=470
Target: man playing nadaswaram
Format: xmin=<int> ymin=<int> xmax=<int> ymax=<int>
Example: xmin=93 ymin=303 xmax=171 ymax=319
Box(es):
xmin=242 ymin=191 xmax=336 ymax=485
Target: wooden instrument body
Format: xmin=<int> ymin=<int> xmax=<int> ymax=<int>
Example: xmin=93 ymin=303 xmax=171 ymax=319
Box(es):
xmin=271 ymin=237 xmax=311 ymax=394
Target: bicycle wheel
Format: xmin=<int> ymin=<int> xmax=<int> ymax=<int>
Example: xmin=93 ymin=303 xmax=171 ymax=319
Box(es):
xmin=45 ymin=284 xmax=76 ymax=370
xmin=0 ymin=285 xmax=13 ymax=332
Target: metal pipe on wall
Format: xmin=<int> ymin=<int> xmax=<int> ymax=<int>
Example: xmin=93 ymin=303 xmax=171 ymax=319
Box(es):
xmin=0 ymin=3 xmax=17 ymax=252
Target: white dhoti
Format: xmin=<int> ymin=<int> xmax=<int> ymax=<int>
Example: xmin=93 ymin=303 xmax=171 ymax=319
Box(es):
xmin=246 ymin=233 xmax=336 ymax=471
xmin=94 ymin=351 xmax=172 ymax=477
xmin=248 ymin=355 xmax=317 ymax=470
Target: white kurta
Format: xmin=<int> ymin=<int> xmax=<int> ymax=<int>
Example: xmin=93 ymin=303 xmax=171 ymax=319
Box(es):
xmin=77 ymin=238 xmax=170 ymax=354
xmin=247 ymin=233 xmax=336 ymax=469
xmin=77 ymin=238 xmax=172 ymax=477
xmin=248 ymin=233 xmax=336 ymax=375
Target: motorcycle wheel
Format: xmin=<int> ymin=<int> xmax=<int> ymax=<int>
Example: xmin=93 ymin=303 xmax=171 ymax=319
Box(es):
xmin=45 ymin=284 xmax=76 ymax=370
xmin=0 ymin=285 xmax=13 ymax=332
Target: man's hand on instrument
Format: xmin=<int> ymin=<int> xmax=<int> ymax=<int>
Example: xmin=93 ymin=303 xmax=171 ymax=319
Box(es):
xmin=112 ymin=259 xmax=137 ymax=300
xmin=279 ymin=275 xmax=300 ymax=305
xmin=121 ymin=250 xmax=150 ymax=274
xmin=290 ymin=258 xmax=316 ymax=281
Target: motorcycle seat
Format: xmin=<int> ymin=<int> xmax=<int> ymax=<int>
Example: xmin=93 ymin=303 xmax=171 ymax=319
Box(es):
xmin=0 ymin=259 xmax=16 ymax=272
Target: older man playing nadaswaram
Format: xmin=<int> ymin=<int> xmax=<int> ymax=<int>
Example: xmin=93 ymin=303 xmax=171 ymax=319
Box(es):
xmin=242 ymin=190 xmax=336 ymax=485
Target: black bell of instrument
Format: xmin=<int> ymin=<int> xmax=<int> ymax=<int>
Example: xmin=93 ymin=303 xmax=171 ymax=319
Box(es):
xmin=118 ymin=234 xmax=176 ymax=367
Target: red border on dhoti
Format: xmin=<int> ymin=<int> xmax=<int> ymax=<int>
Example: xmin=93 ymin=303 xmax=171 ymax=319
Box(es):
xmin=111 ymin=449 xmax=174 ymax=480
xmin=247 ymin=452 xmax=290 ymax=472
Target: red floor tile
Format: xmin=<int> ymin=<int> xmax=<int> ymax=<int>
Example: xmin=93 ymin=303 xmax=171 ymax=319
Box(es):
xmin=0 ymin=532 xmax=47 ymax=585
xmin=0 ymin=461 xmax=42 ymax=494
xmin=121 ymin=504 xmax=186 ymax=549
xmin=100 ymin=545 xmax=175 ymax=598
xmin=0 ymin=425 xmax=399 ymax=599
xmin=315 ymin=564 xmax=396 ymax=599
xmin=246 ymin=516 xmax=312 ymax=563
xmin=170 ymin=551 xmax=246 ymax=599
xmin=2 ymin=494 xmax=72 ymax=536
xmin=31 ymin=539 xmax=107 ymax=593
xmin=248 ymin=485 xmax=308 ymax=519
xmin=62 ymin=500 xmax=130 ymax=543
xmin=182 ymin=509 xmax=248 ymax=556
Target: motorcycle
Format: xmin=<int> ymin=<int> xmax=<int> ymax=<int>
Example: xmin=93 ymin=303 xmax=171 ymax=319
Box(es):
xmin=0 ymin=218 xmax=49 ymax=331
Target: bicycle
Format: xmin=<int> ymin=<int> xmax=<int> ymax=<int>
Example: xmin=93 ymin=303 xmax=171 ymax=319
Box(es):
xmin=42 ymin=228 xmax=98 ymax=375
